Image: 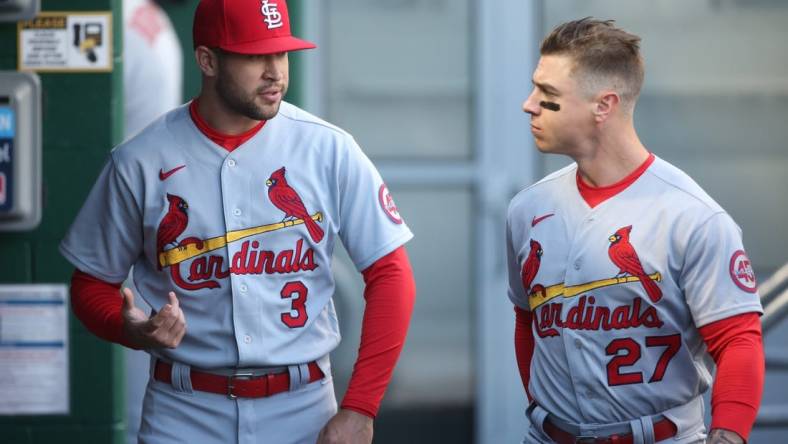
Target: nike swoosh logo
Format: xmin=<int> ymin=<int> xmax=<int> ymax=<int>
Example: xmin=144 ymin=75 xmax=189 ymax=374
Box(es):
xmin=159 ymin=165 xmax=186 ymax=181
xmin=531 ymin=213 xmax=555 ymax=227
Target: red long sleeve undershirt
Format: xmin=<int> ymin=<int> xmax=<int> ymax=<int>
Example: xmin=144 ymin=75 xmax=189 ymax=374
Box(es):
xmin=70 ymin=246 xmax=414 ymax=419
xmin=70 ymin=273 xmax=132 ymax=347
xmin=514 ymin=306 xmax=764 ymax=440
xmin=514 ymin=307 xmax=535 ymax=403
xmin=341 ymin=246 xmax=416 ymax=417
xmin=699 ymin=312 xmax=764 ymax=440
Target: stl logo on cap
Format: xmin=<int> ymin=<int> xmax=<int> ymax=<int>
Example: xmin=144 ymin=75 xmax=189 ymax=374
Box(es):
xmin=260 ymin=0 xmax=283 ymax=29
xmin=193 ymin=0 xmax=316 ymax=55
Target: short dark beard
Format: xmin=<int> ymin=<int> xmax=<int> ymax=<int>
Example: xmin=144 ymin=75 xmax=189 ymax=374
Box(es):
xmin=214 ymin=55 xmax=283 ymax=121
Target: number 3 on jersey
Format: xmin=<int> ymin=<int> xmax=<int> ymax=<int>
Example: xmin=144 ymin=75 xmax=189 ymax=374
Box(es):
xmin=281 ymin=281 xmax=308 ymax=328
xmin=605 ymin=334 xmax=681 ymax=386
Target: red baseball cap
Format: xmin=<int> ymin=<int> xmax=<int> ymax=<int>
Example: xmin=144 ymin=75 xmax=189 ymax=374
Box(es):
xmin=193 ymin=0 xmax=316 ymax=54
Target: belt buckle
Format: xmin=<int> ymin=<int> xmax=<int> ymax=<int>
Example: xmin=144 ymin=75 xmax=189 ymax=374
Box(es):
xmin=227 ymin=372 xmax=255 ymax=399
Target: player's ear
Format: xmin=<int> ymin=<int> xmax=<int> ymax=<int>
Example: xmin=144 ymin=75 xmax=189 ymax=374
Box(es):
xmin=593 ymin=90 xmax=620 ymax=123
xmin=195 ymin=45 xmax=220 ymax=77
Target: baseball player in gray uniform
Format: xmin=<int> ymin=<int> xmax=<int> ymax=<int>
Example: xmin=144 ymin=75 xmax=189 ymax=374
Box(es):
xmin=506 ymin=19 xmax=764 ymax=444
xmin=60 ymin=1 xmax=416 ymax=443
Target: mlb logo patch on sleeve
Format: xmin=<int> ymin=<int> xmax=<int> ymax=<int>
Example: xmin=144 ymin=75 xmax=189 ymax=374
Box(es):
xmin=379 ymin=184 xmax=402 ymax=224
xmin=729 ymin=250 xmax=757 ymax=293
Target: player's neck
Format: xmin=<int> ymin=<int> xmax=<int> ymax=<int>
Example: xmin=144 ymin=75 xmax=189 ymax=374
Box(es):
xmin=574 ymin=124 xmax=650 ymax=188
xmin=195 ymin=91 xmax=264 ymax=136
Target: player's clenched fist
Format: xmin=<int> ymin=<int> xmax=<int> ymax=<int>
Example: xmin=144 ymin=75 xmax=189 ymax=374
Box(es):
xmin=121 ymin=288 xmax=186 ymax=350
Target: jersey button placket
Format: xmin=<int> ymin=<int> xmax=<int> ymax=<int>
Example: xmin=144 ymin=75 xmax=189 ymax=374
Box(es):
xmin=221 ymin=156 xmax=254 ymax=363
xmin=563 ymin=224 xmax=594 ymax=418
xmin=561 ymin=330 xmax=589 ymax=412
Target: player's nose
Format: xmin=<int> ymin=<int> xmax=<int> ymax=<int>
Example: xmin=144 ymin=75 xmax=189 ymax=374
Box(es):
xmin=261 ymin=53 xmax=287 ymax=81
xmin=522 ymin=89 xmax=541 ymax=116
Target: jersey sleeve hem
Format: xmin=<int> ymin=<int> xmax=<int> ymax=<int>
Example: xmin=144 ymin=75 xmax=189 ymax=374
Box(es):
xmin=353 ymin=231 xmax=414 ymax=272
xmin=58 ymin=243 xmax=129 ymax=284
xmin=509 ymin=293 xmax=531 ymax=311
xmin=693 ymin=305 xmax=764 ymax=328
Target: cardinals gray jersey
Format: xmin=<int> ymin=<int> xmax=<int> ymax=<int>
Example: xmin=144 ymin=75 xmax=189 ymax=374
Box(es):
xmin=506 ymin=156 xmax=762 ymax=424
xmin=60 ymin=101 xmax=413 ymax=369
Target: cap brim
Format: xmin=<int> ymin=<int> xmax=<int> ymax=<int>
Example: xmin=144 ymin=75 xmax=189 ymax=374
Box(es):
xmin=220 ymin=36 xmax=316 ymax=55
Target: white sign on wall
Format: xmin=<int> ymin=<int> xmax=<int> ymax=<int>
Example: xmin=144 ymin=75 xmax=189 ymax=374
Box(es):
xmin=0 ymin=284 xmax=69 ymax=415
xmin=18 ymin=12 xmax=113 ymax=72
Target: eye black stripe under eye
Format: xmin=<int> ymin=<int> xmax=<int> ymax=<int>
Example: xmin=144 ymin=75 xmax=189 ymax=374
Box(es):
xmin=540 ymin=101 xmax=560 ymax=112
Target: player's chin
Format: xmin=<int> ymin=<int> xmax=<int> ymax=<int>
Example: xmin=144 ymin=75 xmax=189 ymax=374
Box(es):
xmin=254 ymin=100 xmax=282 ymax=120
xmin=533 ymin=137 xmax=552 ymax=153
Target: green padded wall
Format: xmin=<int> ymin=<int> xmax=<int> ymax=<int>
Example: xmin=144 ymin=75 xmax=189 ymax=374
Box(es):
xmin=0 ymin=1 xmax=125 ymax=443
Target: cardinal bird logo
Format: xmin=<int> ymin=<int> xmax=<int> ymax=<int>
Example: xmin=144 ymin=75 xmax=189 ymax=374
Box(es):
xmin=266 ymin=167 xmax=324 ymax=244
xmin=521 ymin=239 xmax=543 ymax=296
xmin=156 ymin=193 xmax=189 ymax=270
xmin=608 ymin=225 xmax=662 ymax=302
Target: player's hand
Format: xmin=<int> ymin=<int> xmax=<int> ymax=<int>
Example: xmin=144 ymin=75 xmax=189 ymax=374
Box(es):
xmin=121 ymin=288 xmax=186 ymax=350
xmin=316 ymin=409 xmax=373 ymax=444
xmin=706 ymin=428 xmax=744 ymax=444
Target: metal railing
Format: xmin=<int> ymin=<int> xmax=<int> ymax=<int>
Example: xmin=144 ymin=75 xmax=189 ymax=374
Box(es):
xmin=755 ymin=262 xmax=788 ymax=427
xmin=760 ymin=262 xmax=788 ymax=333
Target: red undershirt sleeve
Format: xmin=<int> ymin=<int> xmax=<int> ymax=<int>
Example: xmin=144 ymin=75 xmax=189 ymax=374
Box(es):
xmin=70 ymin=269 xmax=140 ymax=349
xmin=698 ymin=312 xmax=764 ymax=442
xmin=514 ymin=306 xmax=535 ymax=401
xmin=340 ymin=246 xmax=416 ymax=418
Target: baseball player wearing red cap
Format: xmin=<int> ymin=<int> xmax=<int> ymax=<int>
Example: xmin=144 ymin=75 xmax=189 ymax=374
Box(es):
xmin=506 ymin=19 xmax=764 ymax=444
xmin=61 ymin=1 xmax=416 ymax=443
